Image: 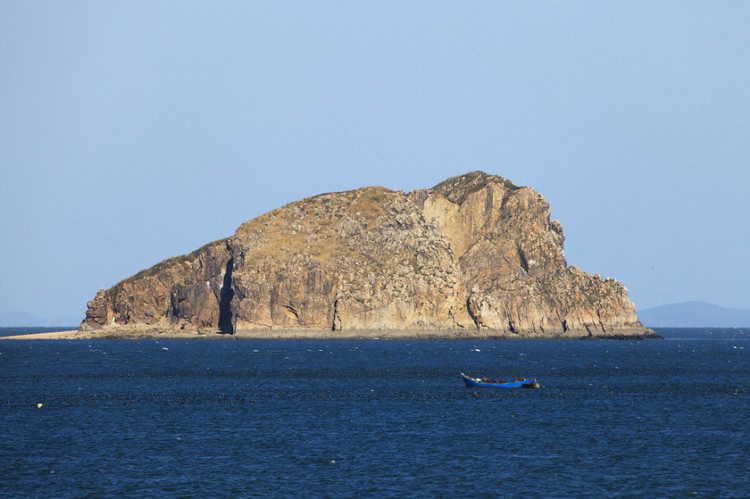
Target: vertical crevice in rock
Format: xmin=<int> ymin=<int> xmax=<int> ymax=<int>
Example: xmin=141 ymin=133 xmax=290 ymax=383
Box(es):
xmin=517 ymin=244 xmax=529 ymax=273
xmin=466 ymin=296 xmax=481 ymax=329
xmin=331 ymin=299 xmax=341 ymax=331
xmin=218 ymin=257 xmax=234 ymax=334
xmin=597 ymin=310 xmax=607 ymax=333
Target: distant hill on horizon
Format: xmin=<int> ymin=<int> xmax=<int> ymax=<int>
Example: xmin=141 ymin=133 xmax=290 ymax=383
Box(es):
xmin=0 ymin=311 xmax=81 ymax=328
xmin=639 ymin=301 xmax=750 ymax=328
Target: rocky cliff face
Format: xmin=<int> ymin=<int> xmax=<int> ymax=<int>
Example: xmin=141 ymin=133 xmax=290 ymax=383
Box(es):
xmin=81 ymin=172 xmax=654 ymax=338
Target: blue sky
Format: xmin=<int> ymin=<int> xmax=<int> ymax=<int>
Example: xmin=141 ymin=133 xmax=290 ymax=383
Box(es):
xmin=1 ymin=1 xmax=748 ymax=322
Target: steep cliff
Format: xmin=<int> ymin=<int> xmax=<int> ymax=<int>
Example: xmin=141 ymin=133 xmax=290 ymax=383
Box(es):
xmin=81 ymin=172 xmax=655 ymax=338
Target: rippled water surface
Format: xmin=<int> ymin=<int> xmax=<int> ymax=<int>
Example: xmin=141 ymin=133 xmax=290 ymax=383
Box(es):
xmin=2 ymin=329 xmax=748 ymax=497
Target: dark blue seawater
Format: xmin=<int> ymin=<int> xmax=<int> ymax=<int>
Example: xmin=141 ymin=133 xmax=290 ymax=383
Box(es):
xmin=1 ymin=328 xmax=748 ymax=498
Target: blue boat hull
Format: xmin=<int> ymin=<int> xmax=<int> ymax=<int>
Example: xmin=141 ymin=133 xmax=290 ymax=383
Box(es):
xmin=461 ymin=373 xmax=539 ymax=389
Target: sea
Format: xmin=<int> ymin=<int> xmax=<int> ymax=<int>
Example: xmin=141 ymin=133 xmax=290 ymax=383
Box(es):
xmin=1 ymin=327 xmax=748 ymax=498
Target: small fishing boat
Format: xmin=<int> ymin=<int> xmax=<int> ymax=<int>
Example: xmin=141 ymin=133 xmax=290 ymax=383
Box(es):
xmin=460 ymin=373 xmax=540 ymax=389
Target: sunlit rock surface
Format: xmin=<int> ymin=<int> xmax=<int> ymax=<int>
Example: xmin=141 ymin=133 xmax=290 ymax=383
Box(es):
xmin=81 ymin=172 xmax=654 ymax=338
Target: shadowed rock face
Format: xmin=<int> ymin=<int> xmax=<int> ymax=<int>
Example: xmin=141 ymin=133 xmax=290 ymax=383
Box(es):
xmin=81 ymin=171 xmax=653 ymax=338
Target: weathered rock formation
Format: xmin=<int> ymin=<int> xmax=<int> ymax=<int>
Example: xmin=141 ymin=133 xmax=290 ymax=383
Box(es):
xmin=80 ymin=172 xmax=655 ymax=338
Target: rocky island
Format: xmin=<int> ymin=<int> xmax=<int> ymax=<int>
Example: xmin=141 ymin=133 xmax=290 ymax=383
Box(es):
xmin=80 ymin=172 xmax=656 ymax=339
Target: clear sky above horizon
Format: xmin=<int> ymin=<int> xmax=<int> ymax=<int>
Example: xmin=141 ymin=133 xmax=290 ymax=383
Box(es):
xmin=2 ymin=1 xmax=749 ymax=322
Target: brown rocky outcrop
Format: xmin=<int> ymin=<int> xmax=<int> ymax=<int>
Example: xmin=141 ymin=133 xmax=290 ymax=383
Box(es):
xmin=80 ymin=172 xmax=656 ymax=338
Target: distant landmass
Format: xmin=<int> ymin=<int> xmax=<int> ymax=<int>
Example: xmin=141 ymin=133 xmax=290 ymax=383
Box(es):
xmin=0 ymin=311 xmax=81 ymax=328
xmin=639 ymin=302 xmax=750 ymax=328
